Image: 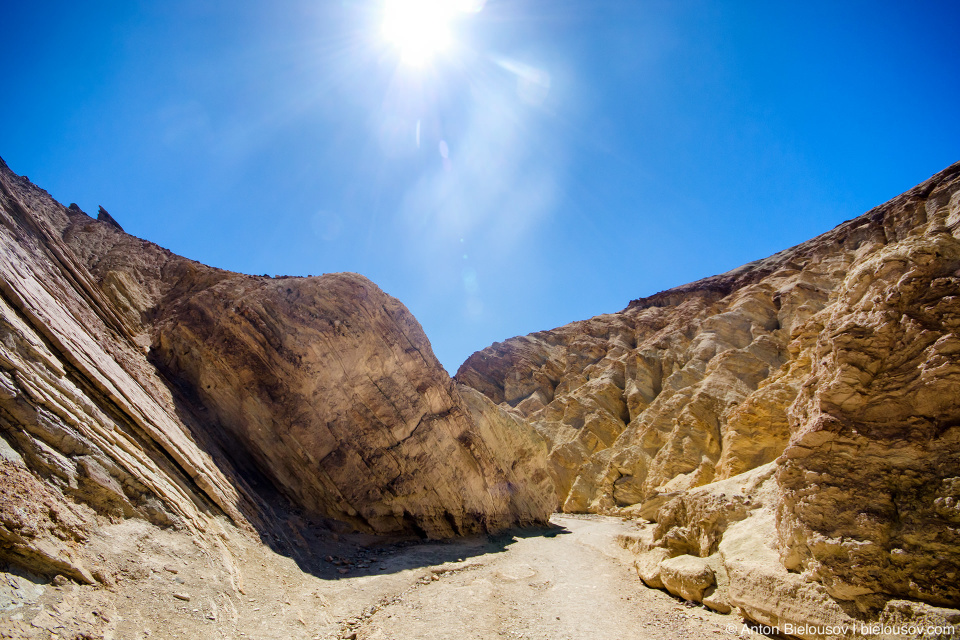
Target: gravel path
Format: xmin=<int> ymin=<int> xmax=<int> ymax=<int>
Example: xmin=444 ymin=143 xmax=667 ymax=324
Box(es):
xmin=1 ymin=514 xmax=741 ymax=639
xmin=342 ymin=514 xmax=736 ymax=640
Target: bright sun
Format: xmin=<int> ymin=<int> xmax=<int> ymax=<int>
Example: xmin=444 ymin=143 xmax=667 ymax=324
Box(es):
xmin=382 ymin=0 xmax=458 ymax=66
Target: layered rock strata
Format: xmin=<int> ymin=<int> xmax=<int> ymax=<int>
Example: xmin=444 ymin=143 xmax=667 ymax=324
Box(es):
xmin=4 ymin=148 xmax=960 ymax=636
xmin=0 ymin=165 xmax=246 ymax=584
xmin=458 ymin=162 xmax=960 ymax=624
xmin=0 ymin=155 xmax=554 ymax=588
xmin=145 ymin=269 xmax=555 ymax=536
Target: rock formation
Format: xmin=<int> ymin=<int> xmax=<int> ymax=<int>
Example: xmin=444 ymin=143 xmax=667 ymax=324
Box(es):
xmin=3 ymin=148 xmax=960 ymax=638
xmin=458 ymin=161 xmax=960 ymax=630
xmin=0 ymin=155 xmax=554 ymax=590
xmin=66 ymin=215 xmax=555 ymax=537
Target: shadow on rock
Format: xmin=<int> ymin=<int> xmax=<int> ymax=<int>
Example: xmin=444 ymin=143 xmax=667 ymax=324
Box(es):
xmin=158 ymin=369 xmax=566 ymax=581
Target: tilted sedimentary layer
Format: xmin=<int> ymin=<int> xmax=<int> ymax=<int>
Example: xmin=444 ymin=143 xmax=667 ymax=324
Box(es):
xmin=0 ymin=156 xmax=554 ymax=586
xmin=3 ymin=151 xmax=960 ymax=638
xmin=457 ymin=162 xmax=960 ymax=632
xmin=65 ymin=218 xmax=554 ymax=538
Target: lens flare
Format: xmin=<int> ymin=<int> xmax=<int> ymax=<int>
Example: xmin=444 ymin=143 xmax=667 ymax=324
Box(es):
xmin=382 ymin=0 xmax=457 ymax=66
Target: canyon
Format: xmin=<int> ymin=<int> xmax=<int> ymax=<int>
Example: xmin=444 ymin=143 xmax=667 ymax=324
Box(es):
xmin=1 ymin=155 xmax=959 ymax=639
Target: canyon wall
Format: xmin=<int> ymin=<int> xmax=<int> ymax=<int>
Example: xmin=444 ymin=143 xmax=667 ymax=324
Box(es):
xmin=457 ymin=161 xmax=960 ymax=630
xmin=0 ymin=156 xmax=554 ymax=588
xmin=3 ymin=151 xmax=960 ymax=637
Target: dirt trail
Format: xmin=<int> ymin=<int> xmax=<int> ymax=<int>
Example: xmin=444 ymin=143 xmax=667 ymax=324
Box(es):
xmin=340 ymin=514 xmax=735 ymax=640
xmin=1 ymin=514 xmax=738 ymax=639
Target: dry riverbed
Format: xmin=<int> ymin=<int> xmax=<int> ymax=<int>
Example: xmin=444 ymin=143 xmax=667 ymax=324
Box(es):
xmin=1 ymin=514 xmax=740 ymax=639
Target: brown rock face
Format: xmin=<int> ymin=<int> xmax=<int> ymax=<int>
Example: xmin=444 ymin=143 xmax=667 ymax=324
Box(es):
xmin=0 ymin=152 xmax=553 ymax=589
xmin=457 ymin=161 xmax=960 ymax=613
xmin=147 ymin=271 xmax=554 ymax=536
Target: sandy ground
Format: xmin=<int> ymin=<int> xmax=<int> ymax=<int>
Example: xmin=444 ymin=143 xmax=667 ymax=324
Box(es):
xmin=1 ymin=514 xmax=739 ymax=640
xmin=354 ymin=514 xmax=737 ymax=640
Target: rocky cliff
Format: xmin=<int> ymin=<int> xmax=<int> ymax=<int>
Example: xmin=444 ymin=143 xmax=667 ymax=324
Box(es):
xmin=4 ymin=151 xmax=960 ymax=638
xmin=0 ymin=155 xmax=554 ymax=592
xmin=64 ymin=217 xmax=555 ymax=538
xmin=457 ymin=162 xmax=960 ymax=631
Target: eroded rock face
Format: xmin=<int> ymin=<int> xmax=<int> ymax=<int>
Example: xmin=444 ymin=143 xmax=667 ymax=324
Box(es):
xmin=0 ymin=153 xmax=554 ymax=590
xmin=147 ymin=271 xmax=555 ymax=536
xmin=458 ymin=161 xmax=960 ymax=614
xmin=456 ymin=232 xmax=840 ymax=514
xmin=776 ymin=175 xmax=960 ymax=608
xmin=0 ymin=162 xmax=249 ymax=582
xmin=4 ymin=146 xmax=960 ymax=631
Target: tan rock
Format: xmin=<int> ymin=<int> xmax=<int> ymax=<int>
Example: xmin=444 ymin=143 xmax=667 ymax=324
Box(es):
xmin=0 ymin=459 xmax=94 ymax=584
xmin=0 ymin=162 xmax=248 ymax=581
xmin=634 ymin=547 xmax=671 ymax=589
xmin=459 ymin=162 xmax=960 ymax=618
xmin=777 ymin=238 xmax=960 ymax=605
xmin=3 ymin=132 xmax=960 ymax=636
xmin=456 ymin=234 xmax=831 ymax=515
xmin=651 ymin=462 xmax=776 ymax=554
xmin=701 ymin=553 xmax=732 ymax=614
xmin=457 ymin=384 xmax=558 ymax=520
xmin=0 ymin=152 xmax=555 ymax=593
xmin=720 ymin=509 xmax=858 ymax=640
xmin=658 ymin=554 xmax=714 ymax=602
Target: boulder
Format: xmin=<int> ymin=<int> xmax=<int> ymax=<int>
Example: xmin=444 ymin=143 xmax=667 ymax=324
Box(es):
xmin=634 ymin=547 xmax=671 ymax=589
xmin=658 ymin=554 xmax=715 ymax=602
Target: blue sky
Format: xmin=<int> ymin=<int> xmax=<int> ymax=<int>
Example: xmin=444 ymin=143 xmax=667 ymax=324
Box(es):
xmin=3 ymin=1 xmax=959 ymax=373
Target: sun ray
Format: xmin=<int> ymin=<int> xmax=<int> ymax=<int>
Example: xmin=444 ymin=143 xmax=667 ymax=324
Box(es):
xmin=382 ymin=0 xmax=459 ymax=66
